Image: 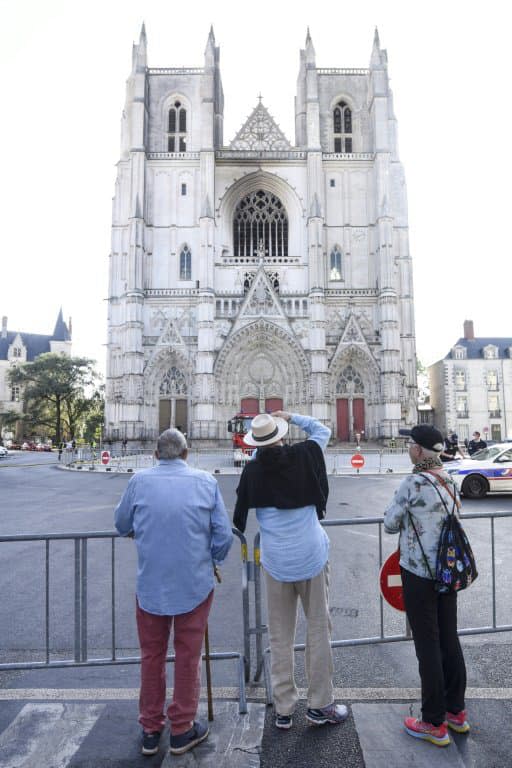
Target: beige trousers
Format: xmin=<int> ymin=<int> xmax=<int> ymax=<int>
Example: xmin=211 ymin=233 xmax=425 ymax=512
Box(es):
xmin=264 ymin=563 xmax=334 ymax=715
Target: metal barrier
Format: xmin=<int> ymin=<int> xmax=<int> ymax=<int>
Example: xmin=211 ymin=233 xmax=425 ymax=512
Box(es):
xmin=0 ymin=528 xmax=249 ymax=714
xmin=246 ymin=511 xmax=512 ymax=704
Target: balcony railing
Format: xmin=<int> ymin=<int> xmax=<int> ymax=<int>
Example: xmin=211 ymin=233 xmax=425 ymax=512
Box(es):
xmin=456 ymin=411 xmax=470 ymax=419
xmin=489 ymin=410 xmax=502 ymax=418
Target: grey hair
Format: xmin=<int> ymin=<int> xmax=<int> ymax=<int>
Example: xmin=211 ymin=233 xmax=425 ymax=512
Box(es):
xmin=157 ymin=428 xmax=187 ymax=459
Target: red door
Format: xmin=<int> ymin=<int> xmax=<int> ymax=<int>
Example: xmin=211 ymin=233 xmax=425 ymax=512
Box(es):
xmin=240 ymin=398 xmax=259 ymax=414
xmin=336 ymin=399 xmax=349 ymax=441
xmin=265 ymin=398 xmax=283 ymax=413
xmin=353 ymin=398 xmax=365 ymax=435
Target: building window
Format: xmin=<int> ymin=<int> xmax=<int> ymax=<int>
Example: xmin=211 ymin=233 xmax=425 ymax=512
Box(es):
xmin=488 ymin=393 xmax=501 ymax=418
xmin=168 ymin=101 xmax=187 ymax=152
xmin=329 ymin=246 xmax=343 ymax=280
xmin=11 ymin=385 xmax=20 ymax=402
xmin=181 ymin=183 xmax=187 ymax=196
xmin=484 ymin=345 xmax=498 ymax=359
xmin=333 ymin=101 xmax=352 ymax=153
xmin=455 ymin=395 xmax=468 ymax=418
xmin=486 ymin=370 xmax=498 ymax=390
xmin=11 ymin=347 xmax=22 ymax=358
xmin=336 ymin=365 xmax=364 ymax=394
xmin=233 ymin=190 xmax=288 ymax=258
xmin=179 ymin=245 xmax=192 ymax=280
xmin=453 ymin=346 xmax=466 ymax=360
xmin=330 ymin=179 xmax=336 ymax=188
xmin=454 ymin=370 xmax=466 ymax=390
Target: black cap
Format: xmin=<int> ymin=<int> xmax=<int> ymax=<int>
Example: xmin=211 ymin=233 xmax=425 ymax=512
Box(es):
xmin=399 ymin=425 xmax=444 ymax=452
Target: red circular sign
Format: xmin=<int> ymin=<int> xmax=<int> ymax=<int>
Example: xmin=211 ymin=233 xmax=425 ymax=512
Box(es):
xmin=379 ymin=550 xmax=405 ymax=612
xmin=351 ymin=453 xmax=365 ymax=468
xmin=101 ymin=450 xmax=111 ymax=465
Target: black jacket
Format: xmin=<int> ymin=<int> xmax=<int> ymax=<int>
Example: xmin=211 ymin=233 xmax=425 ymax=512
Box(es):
xmin=233 ymin=439 xmax=328 ymax=533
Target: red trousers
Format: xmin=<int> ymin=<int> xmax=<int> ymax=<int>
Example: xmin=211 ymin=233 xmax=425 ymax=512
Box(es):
xmin=136 ymin=590 xmax=213 ymax=735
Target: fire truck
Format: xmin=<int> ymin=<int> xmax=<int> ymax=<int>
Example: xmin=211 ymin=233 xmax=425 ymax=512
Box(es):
xmin=227 ymin=412 xmax=257 ymax=467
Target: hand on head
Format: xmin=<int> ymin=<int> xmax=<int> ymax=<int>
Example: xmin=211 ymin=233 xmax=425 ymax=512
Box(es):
xmin=270 ymin=410 xmax=291 ymax=422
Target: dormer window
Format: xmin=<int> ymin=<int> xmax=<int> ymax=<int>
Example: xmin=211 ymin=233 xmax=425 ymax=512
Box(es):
xmin=12 ymin=347 xmax=22 ymax=358
xmin=453 ymin=346 xmax=466 ymax=360
xmin=333 ymin=101 xmax=352 ymax=153
xmin=484 ymin=345 xmax=498 ymax=359
xmin=168 ymin=101 xmax=187 ymax=152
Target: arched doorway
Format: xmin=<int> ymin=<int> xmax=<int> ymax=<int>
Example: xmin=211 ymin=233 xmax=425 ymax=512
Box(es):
xmin=335 ymin=364 xmax=365 ymax=441
xmin=158 ymin=365 xmax=188 ymax=434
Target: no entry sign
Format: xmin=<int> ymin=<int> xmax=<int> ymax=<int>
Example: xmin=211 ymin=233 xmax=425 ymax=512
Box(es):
xmin=101 ymin=450 xmax=111 ymax=466
xmin=351 ymin=453 xmax=365 ymax=469
xmin=379 ymin=550 xmax=405 ymax=612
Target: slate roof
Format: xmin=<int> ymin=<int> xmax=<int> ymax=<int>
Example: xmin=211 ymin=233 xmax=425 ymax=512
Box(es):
xmin=447 ymin=337 xmax=512 ymax=360
xmin=0 ymin=310 xmax=71 ymax=361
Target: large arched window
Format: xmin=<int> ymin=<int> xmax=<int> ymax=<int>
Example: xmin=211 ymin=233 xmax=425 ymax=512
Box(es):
xmin=168 ymin=101 xmax=187 ymax=152
xmin=179 ymin=245 xmax=191 ymax=280
xmin=160 ymin=366 xmax=188 ymax=396
xmin=333 ymin=101 xmax=352 ymax=153
xmin=233 ymin=190 xmax=288 ymax=259
xmin=329 ymin=246 xmax=343 ymax=280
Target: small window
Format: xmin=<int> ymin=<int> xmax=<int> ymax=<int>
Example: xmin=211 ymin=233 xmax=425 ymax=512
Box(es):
xmin=330 ymin=179 xmax=335 ymax=188
xmin=12 ymin=347 xmax=22 ymax=358
xmin=167 ymin=100 xmax=187 ymax=153
xmin=454 ymin=370 xmax=466 ymax=390
xmin=11 ymin=385 xmax=20 ymax=402
xmin=486 ymin=370 xmax=498 ymax=390
xmin=484 ymin=345 xmax=498 ymax=359
xmin=333 ymin=101 xmax=352 ymax=153
xmin=329 ymin=246 xmax=342 ymax=280
xmin=181 ymin=183 xmax=187 ymax=196
xmin=179 ymin=245 xmax=192 ymax=281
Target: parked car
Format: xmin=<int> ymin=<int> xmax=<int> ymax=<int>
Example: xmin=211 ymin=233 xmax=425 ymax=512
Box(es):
xmin=21 ymin=441 xmax=38 ymax=451
xmin=447 ymin=443 xmax=512 ymax=498
xmin=0 ymin=446 xmax=9 ymax=458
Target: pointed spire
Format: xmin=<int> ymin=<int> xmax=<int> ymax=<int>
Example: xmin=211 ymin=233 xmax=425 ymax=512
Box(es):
xmin=208 ymin=24 xmax=215 ymax=44
xmin=53 ymin=308 xmax=71 ymax=341
xmin=370 ymin=25 xmax=384 ymax=68
xmin=201 ymin=195 xmax=213 ymax=219
xmin=309 ymin=193 xmax=322 ymax=219
xmin=305 ymin=26 xmax=315 ymax=64
xmin=205 ymin=25 xmax=216 ymax=65
xmin=139 ymin=21 xmax=147 ymax=45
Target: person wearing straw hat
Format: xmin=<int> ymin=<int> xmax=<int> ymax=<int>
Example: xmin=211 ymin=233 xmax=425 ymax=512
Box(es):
xmin=114 ymin=428 xmax=233 ymax=757
xmin=234 ymin=411 xmax=348 ymax=730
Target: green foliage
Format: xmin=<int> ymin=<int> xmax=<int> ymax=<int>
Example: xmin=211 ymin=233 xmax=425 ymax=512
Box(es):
xmin=8 ymin=354 xmax=102 ymax=444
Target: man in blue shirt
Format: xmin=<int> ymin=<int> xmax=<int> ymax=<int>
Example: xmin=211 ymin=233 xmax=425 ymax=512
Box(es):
xmin=233 ymin=411 xmax=348 ymax=730
xmin=115 ymin=428 xmax=233 ymax=756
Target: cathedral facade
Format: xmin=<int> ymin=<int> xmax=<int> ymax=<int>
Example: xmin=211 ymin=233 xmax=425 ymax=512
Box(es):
xmin=105 ymin=26 xmax=417 ymax=443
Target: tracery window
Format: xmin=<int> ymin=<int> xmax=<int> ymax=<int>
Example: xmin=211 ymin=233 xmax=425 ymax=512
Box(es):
xmin=179 ymin=245 xmax=191 ymax=280
xmin=168 ymin=101 xmax=187 ymax=152
xmin=160 ymin=366 xmax=188 ymax=396
xmin=336 ymin=365 xmax=364 ymax=394
xmin=329 ymin=246 xmax=343 ymax=280
xmin=233 ymin=190 xmax=288 ymax=258
xmin=333 ymin=101 xmax=352 ymax=153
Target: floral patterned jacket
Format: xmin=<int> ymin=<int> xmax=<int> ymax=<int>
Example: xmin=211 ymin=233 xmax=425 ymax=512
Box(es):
xmin=384 ymin=471 xmax=461 ymax=579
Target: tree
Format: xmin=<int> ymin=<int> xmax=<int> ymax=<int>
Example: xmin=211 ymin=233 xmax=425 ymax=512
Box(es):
xmin=8 ymin=354 xmax=100 ymax=444
xmin=0 ymin=409 xmax=23 ymax=441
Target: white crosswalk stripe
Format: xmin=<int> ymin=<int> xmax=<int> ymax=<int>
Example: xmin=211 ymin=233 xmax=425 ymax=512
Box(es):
xmin=0 ymin=702 xmax=104 ymax=768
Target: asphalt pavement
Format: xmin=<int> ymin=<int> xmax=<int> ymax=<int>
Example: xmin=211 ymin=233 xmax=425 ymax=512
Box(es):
xmin=1 ymin=453 xmax=512 ymax=766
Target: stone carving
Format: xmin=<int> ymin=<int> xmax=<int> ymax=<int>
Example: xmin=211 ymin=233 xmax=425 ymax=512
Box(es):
xmin=160 ymin=366 xmax=188 ymax=395
xmin=230 ymin=100 xmax=291 ymax=151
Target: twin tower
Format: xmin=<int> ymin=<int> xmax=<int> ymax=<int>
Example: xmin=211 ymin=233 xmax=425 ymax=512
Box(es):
xmin=105 ymin=25 xmax=417 ymax=444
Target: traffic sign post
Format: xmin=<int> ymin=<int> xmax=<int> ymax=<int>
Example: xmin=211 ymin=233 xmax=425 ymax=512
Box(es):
xmin=351 ymin=453 xmax=365 ymax=473
xmin=101 ymin=450 xmax=110 ymax=466
xmin=379 ymin=550 xmax=405 ymax=612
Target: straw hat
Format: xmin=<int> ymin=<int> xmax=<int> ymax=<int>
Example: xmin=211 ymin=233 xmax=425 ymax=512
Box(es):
xmin=243 ymin=413 xmax=289 ymax=447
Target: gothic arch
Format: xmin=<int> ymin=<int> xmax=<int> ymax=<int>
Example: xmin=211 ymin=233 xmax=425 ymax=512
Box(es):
xmin=144 ymin=347 xmax=192 ymax=402
xmin=214 ymin=318 xmax=310 ymax=408
xmin=159 ymin=93 xmax=192 ymax=152
xmin=217 ymin=172 xmax=306 ymax=258
xmin=329 ymin=344 xmax=380 ymax=403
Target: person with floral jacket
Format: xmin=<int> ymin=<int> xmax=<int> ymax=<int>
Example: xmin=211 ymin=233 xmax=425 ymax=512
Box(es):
xmin=384 ymin=424 xmax=469 ymax=748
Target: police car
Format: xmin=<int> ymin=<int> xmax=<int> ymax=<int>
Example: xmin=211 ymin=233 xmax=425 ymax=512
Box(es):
xmin=446 ymin=443 xmax=512 ymax=498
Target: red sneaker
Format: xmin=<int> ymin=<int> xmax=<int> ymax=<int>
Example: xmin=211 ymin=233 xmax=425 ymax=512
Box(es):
xmin=445 ymin=710 xmax=470 ymax=733
xmin=404 ymin=717 xmax=450 ymax=747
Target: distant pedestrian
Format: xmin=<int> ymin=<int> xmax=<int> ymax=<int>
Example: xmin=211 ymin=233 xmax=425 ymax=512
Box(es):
xmin=468 ymin=431 xmax=487 ymax=455
xmin=234 ymin=411 xmax=348 ymax=730
xmin=384 ymin=424 xmax=469 ymax=748
xmin=441 ymin=433 xmax=463 ymax=462
xmin=114 ymin=428 xmax=233 ymax=757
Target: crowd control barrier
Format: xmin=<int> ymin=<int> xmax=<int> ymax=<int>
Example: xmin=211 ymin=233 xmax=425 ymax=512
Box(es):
xmin=0 ymin=528 xmax=249 ymax=714
xmin=251 ymin=511 xmax=512 ymax=704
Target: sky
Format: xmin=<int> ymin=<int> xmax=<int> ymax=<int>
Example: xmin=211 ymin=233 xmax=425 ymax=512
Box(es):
xmin=1 ymin=0 xmax=510 ymax=378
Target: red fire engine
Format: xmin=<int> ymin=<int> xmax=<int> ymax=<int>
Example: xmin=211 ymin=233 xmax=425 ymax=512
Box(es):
xmin=227 ymin=412 xmax=257 ymax=466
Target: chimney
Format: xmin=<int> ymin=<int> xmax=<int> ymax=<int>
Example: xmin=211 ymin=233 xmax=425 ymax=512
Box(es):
xmin=1 ymin=316 xmax=7 ymax=339
xmin=463 ymin=320 xmax=475 ymax=340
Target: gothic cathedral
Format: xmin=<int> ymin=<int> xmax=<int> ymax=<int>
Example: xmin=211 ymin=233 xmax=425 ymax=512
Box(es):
xmin=105 ymin=26 xmax=417 ymax=444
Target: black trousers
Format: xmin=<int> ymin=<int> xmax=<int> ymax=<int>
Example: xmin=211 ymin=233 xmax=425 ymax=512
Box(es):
xmin=401 ymin=567 xmax=467 ymax=726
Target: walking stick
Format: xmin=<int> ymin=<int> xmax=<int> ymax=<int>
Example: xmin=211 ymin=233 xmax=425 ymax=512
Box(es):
xmin=204 ymin=565 xmax=222 ymax=722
